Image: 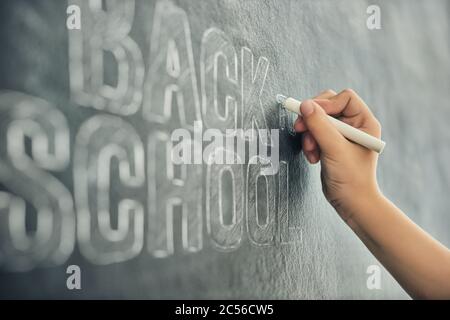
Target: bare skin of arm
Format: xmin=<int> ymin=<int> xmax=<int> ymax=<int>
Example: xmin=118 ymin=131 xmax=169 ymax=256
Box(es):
xmin=294 ymin=89 xmax=450 ymax=299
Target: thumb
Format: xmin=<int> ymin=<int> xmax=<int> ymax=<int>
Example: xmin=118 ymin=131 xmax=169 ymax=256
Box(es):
xmin=300 ymin=100 xmax=346 ymax=155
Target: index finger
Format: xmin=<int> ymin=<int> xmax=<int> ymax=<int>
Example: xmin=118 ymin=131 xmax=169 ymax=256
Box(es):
xmin=314 ymin=89 xmax=381 ymax=137
xmin=314 ymin=89 xmax=372 ymax=118
xmin=294 ymin=89 xmax=337 ymax=132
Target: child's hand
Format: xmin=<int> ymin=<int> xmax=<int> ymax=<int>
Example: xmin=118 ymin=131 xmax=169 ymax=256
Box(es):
xmin=294 ymin=89 xmax=382 ymax=221
xmin=295 ymin=89 xmax=450 ymax=299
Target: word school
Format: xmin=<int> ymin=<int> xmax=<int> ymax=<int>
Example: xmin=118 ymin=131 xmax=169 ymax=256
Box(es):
xmin=0 ymin=0 xmax=300 ymax=272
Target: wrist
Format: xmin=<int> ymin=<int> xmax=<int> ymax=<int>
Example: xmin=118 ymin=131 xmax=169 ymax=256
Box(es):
xmin=335 ymin=185 xmax=385 ymax=228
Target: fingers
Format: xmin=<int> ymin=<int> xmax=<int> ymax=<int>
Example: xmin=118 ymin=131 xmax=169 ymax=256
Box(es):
xmin=295 ymin=89 xmax=338 ymax=163
xmin=302 ymin=132 xmax=320 ymax=164
xmin=304 ymin=148 xmax=320 ymax=164
xmin=300 ymin=100 xmax=346 ymax=155
xmin=300 ymin=89 xmax=336 ymax=163
xmin=294 ymin=117 xmax=307 ymax=132
xmin=315 ymin=89 xmax=337 ymax=100
xmin=293 ymin=89 xmax=381 ymax=163
xmin=314 ymin=89 xmax=381 ymax=137
xmin=302 ymin=131 xmax=317 ymax=152
xmin=329 ymin=88 xmax=371 ymax=117
xmin=294 ymin=89 xmax=337 ymax=133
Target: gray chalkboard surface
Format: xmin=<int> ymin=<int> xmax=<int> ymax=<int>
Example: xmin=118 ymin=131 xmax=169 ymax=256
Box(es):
xmin=0 ymin=0 xmax=449 ymax=299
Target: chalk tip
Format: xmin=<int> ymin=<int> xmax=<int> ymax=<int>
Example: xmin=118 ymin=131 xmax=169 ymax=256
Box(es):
xmin=276 ymin=94 xmax=287 ymax=105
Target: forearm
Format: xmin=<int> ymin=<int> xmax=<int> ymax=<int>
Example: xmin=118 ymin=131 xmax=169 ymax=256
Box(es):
xmin=344 ymin=192 xmax=450 ymax=299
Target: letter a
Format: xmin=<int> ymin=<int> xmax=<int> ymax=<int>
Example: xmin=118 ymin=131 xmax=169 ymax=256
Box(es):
xmin=366 ymin=265 xmax=381 ymax=290
xmin=67 ymin=5 xmax=81 ymax=30
xmin=366 ymin=5 xmax=381 ymax=30
xmin=66 ymin=265 xmax=81 ymax=290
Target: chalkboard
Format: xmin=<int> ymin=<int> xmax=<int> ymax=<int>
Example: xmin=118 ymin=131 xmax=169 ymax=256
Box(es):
xmin=0 ymin=0 xmax=449 ymax=299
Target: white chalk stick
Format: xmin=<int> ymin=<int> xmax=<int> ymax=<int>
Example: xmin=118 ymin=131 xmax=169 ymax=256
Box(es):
xmin=277 ymin=95 xmax=386 ymax=153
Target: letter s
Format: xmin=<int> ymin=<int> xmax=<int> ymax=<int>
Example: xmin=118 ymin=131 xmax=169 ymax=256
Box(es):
xmin=0 ymin=91 xmax=74 ymax=271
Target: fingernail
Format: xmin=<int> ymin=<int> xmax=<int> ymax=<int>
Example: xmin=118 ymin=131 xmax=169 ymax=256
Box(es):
xmin=300 ymin=100 xmax=315 ymax=117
